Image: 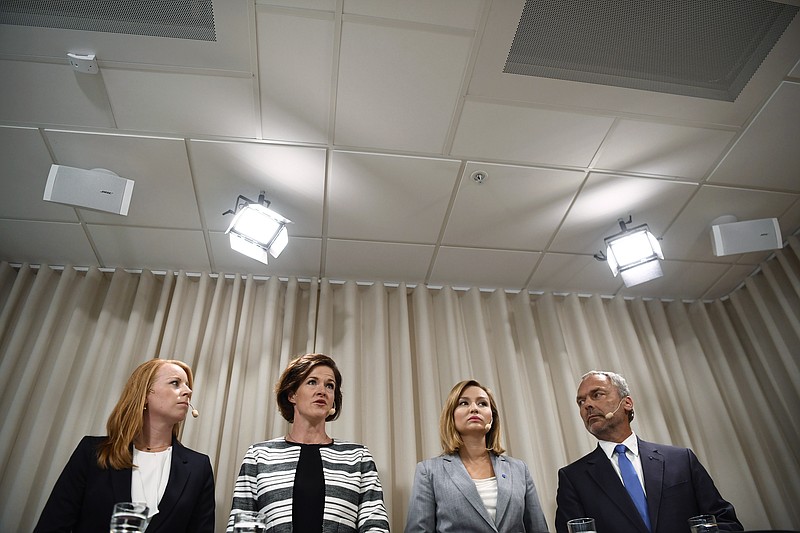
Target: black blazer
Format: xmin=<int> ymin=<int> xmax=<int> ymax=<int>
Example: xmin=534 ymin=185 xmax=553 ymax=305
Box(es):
xmin=555 ymin=438 xmax=742 ymax=533
xmin=34 ymin=435 xmax=215 ymax=533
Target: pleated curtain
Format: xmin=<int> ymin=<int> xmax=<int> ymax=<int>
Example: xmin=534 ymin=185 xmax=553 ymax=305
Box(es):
xmin=1 ymin=236 xmax=798 ymax=532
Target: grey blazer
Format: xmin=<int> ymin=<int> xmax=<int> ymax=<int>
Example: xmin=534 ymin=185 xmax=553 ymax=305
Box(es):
xmin=404 ymin=452 xmax=550 ymax=533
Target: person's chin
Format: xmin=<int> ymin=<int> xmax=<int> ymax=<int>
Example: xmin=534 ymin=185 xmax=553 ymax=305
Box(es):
xmin=585 ymin=418 xmax=607 ymax=435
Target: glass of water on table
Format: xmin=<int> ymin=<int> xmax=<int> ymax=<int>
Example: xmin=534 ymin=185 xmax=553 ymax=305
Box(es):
xmin=109 ymin=502 xmax=149 ymax=532
xmin=232 ymin=510 xmax=267 ymax=532
xmin=567 ymin=517 xmax=597 ymax=532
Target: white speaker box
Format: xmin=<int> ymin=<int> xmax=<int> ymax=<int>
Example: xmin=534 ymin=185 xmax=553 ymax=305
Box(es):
xmin=710 ymin=217 xmax=782 ymax=256
xmin=43 ymin=165 xmax=134 ymax=215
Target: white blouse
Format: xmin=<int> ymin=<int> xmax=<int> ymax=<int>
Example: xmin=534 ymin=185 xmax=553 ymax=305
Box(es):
xmin=131 ymin=447 xmax=172 ymax=518
xmin=473 ymin=476 xmax=498 ymax=521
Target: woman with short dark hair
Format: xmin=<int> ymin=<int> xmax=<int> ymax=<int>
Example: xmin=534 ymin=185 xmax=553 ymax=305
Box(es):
xmin=227 ymin=353 xmax=389 ymax=532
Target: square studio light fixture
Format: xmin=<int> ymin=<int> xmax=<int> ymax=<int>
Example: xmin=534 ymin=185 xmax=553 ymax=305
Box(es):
xmin=595 ymin=218 xmax=664 ymax=287
xmin=224 ymin=192 xmax=291 ymax=265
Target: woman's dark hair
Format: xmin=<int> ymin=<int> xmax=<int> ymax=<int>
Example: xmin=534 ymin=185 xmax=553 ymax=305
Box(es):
xmin=275 ymin=353 xmax=342 ymax=423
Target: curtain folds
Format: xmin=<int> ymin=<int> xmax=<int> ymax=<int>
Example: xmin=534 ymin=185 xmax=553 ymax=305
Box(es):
xmin=1 ymin=236 xmax=798 ymax=532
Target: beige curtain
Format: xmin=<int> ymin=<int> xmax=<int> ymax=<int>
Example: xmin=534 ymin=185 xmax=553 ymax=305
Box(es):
xmin=1 ymin=237 xmax=798 ymax=532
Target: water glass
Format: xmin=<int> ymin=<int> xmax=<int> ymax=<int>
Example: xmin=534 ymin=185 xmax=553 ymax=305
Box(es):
xmin=688 ymin=514 xmax=719 ymax=533
xmin=109 ymin=502 xmax=149 ymax=532
xmin=567 ymin=517 xmax=597 ymax=532
xmin=232 ymin=510 xmax=267 ymax=533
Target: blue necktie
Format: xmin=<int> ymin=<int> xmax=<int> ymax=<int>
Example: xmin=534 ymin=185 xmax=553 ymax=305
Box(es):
xmin=615 ymin=444 xmax=651 ymax=531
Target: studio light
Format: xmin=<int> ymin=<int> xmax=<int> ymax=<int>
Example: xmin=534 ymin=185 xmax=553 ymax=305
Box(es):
xmin=223 ymin=191 xmax=291 ymax=265
xmin=594 ymin=218 xmax=664 ymax=287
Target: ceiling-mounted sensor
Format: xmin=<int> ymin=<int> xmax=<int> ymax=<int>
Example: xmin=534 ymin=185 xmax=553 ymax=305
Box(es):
xmin=471 ymin=170 xmax=487 ymax=184
xmin=67 ymin=52 xmax=99 ymax=74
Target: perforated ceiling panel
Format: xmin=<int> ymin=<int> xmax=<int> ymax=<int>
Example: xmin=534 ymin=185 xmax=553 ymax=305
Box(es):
xmin=0 ymin=0 xmax=216 ymax=41
xmin=504 ymin=0 xmax=798 ymax=101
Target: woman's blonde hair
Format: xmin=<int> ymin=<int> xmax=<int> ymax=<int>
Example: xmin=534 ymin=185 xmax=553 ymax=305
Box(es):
xmin=97 ymin=358 xmax=193 ymax=469
xmin=439 ymin=379 xmax=505 ymax=455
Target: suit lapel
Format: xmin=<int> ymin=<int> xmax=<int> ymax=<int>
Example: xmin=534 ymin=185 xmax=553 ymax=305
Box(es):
xmin=492 ymin=455 xmax=510 ymax=528
xmin=585 ymin=445 xmax=649 ymax=533
xmin=443 ymin=455 xmax=496 ymax=531
xmin=110 ymin=464 xmax=133 ymax=504
xmin=143 ymin=439 xmax=190 ymax=533
xmin=639 ymin=439 xmax=664 ymax=531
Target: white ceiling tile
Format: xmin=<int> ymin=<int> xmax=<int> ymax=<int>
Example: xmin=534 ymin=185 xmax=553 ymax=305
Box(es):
xmin=44 ymin=131 xmax=200 ymax=228
xmin=619 ymin=260 xmax=732 ymax=300
xmin=550 ymin=174 xmax=697 ymax=254
xmin=0 ymin=220 xmax=97 ymax=266
xmin=102 ymin=69 xmax=257 ymax=137
xmin=325 ymin=240 xmax=433 ymax=283
xmin=790 ymin=58 xmax=800 ymax=78
xmin=702 ymin=264 xmax=758 ymax=300
xmin=595 ymin=120 xmax=736 ymax=180
xmin=210 ymin=232 xmax=322 ymax=278
xmin=662 ymin=185 xmax=799 ymax=262
xmin=452 ymin=101 xmax=615 ymax=167
xmin=88 ymin=226 xmax=210 ymax=271
xmin=328 ymin=151 xmax=459 ymax=242
xmin=0 ymin=126 xmax=78 ymax=222
xmin=334 ymin=20 xmax=472 ymax=152
xmin=257 ymin=9 xmax=334 ymax=144
xmin=528 ymin=253 xmax=624 ymax=295
xmin=708 ymin=82 xmax=800 ymax=192
xmin=189 ymin=140 xmax=326 ymax=235
xmin=429 ymin=247 xmax=539 ymax=289
xmin=778 ymin=198 xmax=800 ymax=242
xmin=0 ymin=61 xmax=114 ymax=127
xmin=256 ymin=0 xmax=336 ymax=10
xmin=344 ymin=0 xmax=483 ymax=29
xmin=444 ymin=163 xmax=584 ymax=250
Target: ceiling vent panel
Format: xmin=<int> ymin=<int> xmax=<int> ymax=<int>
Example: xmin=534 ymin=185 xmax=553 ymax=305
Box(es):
xmin=0 ymin=0 xmax=216 ymax=41
xmin=504 ymin=0 xmax=798 ymax=101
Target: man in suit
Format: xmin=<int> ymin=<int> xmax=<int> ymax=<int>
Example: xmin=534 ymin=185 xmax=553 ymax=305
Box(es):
xmin=555 ymin=370 xmax=742 ymax=533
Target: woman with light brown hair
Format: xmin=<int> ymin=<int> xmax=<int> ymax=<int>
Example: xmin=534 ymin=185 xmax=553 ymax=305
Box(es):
xmin=34 ymin=358 xmax=215 ymax=532
xmin=405 ymin=379 xmax=549 ymax=533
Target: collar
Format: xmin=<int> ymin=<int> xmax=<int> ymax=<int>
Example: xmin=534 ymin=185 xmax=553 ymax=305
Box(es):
xmin=598 ymin=432 xmax=639 ymax=460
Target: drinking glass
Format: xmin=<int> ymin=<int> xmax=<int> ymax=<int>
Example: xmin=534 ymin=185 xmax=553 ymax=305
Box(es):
xmin=232 ymin=510 xmax=267 ymax=533
xmin=567 ymin=517 xmax=597 ymax=532
xmin=109 ymin=502 xmax=149 ymax=533
xmin=688 ymin=514 xmax=719 ymax=533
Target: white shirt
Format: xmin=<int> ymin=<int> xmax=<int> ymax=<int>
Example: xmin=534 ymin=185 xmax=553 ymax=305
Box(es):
xmin=598 ymin=432 xmax=647 ymax=495
xmin=132 ymin=447 xmax=172 ymax=517
xmin=473 ymin=476 xmax=498 ymax=520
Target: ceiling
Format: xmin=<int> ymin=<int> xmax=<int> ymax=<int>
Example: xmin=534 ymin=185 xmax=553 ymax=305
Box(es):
xmin=1 ymin=0 xmax=799 ymax=301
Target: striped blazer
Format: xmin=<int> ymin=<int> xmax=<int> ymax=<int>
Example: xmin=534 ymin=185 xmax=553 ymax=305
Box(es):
xmin=227 ymin=438 xmax=389 ymax=532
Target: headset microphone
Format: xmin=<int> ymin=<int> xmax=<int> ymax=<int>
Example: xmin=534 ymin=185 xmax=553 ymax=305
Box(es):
xmin=189 ymin=403 xmax=199 ymax=418
xmin=328 ymin=407 xmax=336 ymax=417
xmin=604 ymin=399 xmax=624 ymax=420
xmin=485 ymin=420 xmax=492 ymax=432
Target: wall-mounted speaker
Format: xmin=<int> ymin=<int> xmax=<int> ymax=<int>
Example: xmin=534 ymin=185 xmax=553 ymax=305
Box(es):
xmin=43 ymin=164 xmax=134 ymax=216
xmin=710 ymin=217 xmax=782 ymax=256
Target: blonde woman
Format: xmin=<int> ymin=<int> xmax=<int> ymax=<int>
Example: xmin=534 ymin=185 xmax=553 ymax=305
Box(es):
xmin=405 ymin=379 xmax=549 ymax=533
xmin=34 ymin=358 xmax=215 ymax=532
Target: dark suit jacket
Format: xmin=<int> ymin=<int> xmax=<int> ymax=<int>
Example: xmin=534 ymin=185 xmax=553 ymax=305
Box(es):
xmin=555 ymin=438 xmax=742 ymax=533
xmin=404 ymin=452 xmax=550 ymax=532
xmin=34 ymin=435 xmax=215 ymax=533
